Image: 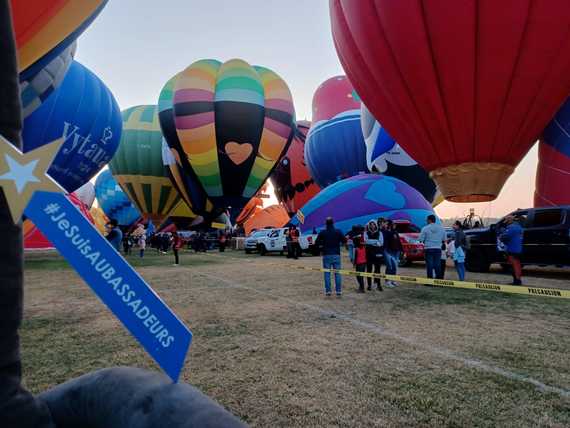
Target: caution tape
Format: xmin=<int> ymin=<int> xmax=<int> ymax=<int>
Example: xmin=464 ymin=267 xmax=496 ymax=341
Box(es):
xmin=283 ymin=264 xmax=570 ymax=300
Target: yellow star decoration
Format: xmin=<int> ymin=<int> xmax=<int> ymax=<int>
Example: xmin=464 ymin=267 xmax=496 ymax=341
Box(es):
xmin=0 ymin=134 xmax=65 ymax=223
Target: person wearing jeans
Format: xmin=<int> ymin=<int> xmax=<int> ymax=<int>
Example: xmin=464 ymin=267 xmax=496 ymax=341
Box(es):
xmin=499 ymin=215 xmax=524 ymax=285
xmin=315 ymin=217 xmax=347 ymax=297
xmin=419 ymin=214 xmax=446 ymax=279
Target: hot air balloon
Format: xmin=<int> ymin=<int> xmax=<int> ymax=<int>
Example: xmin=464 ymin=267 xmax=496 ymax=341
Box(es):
xmin=20 ymin=41 xmax=76 ymax=119
xmin=270 ymin=120 xmax=320 ymax=215
xmin=109 ymin=105 xmax=182 ymax=224
xmin=535 ymin=98 xmax=570 ymax=207
xmin=243 ymin=205 xmax=290 ymax=235
xmin=361 ymin=103 xmax=437 ymax=204
xmin=73 ymin=181 xmax=96 ymax=209
xmin=158 ymin=74 xmax=213 ymax=216
xmin=22 ymin=60 xmax=122 ymax=192
xmin=330 ymin=0 xmax=570 ymax=202
xmin=305 ymin=76 xmax=367 ymax=188
xmin=11 ymin=0 xmax=107 ymax=77
xmin=292 ymin=174 xmax=436 ymax=235
xmin=236 ymin=196 xmax=264 ymax=226
xmin=161 ymin=58 xmax=296 ymax=217
xmin=95 ymin=169 xmax=141 ymax=227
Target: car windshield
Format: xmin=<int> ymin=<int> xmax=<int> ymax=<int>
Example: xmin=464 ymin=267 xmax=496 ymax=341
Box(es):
xmin=250 ymin=231 xmax=267 ymax=238
xmin=395 ymin=223 xmax=420 ymax=233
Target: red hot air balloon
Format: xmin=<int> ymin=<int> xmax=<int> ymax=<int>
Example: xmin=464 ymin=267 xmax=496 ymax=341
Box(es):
xmin=330 ymin=0 xmax=570 ymax=203
xmin=312 ymin=75 xmax=360 ymax=123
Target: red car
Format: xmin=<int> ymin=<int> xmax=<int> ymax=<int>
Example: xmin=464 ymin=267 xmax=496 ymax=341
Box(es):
xmin=393 ymin=220 xmax=424 ymax=266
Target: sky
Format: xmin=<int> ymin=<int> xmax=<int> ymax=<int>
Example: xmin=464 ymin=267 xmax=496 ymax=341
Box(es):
xmin=76 ymin=0 xmax=539 ymax=220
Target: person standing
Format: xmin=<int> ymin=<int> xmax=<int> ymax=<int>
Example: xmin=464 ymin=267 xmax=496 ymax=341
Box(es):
xmin=383 ymin=220 xmax=402 ymax=288
xmin=353 ymin=236 xmax=367 ymax=293
xmin=315 ymin=217 xmax=347 ymax=297
xmin=172 ymin=231 xmax=182 ymax=266
xmin=219 ymin=231 xmax=227 ymax=252
xmin=106 ymin=219 xmax=123 ymax=252
xmin=499 ymin=215 xmax=524 ymax=285
xmin=439 ymin=240 xmax=448 ymax=279
xmin=364 ymin=220 xmax=383 ymax=291
xmin=138 ymin=231 xmax=146 ymax=258
xmin=289 ymin=225 xmax=301 ymax=259
xmin=419 ymin=215 xmax=446 ymax=279
xmin=452 ymin=221 xmax=467 ymax=281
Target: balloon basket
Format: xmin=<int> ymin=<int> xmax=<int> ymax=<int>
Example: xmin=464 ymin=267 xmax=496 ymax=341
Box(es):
xmin=430 ymin=162 xmax=514 ymax=203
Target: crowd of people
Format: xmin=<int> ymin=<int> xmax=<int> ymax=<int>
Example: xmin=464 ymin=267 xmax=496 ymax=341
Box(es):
xmin=313 ymin=214 xmax=524 ymax=297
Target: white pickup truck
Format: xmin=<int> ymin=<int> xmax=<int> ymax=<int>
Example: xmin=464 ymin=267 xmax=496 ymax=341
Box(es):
xmin=256 ymin=228 xmax=319 ymax=256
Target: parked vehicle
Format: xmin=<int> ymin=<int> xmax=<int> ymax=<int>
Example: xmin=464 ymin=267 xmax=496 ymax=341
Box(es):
xmin=256 ymin=227 xmax=318 ymax=256
xmin=464 ymin=206 xmax=570 ymax=272
xmin=393 ymin=220 xmax=424 ymax=266
xmin=244 ymin=229 xmax=271 ymax=254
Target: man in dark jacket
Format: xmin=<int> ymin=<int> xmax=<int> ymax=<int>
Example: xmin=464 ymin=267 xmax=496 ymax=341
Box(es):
xmin=315 ymin=217 xmax=347 ymax=297
xmin=105 ymin=219 xmax=123 ymax=252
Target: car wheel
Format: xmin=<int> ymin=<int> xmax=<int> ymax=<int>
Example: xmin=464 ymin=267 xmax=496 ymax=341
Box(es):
xmin=465 ymin=249 xmax=490 ymax=272
xmin=245 ymin=249 xmax=251 ymax=254
xmin=258 ymin=245 xmax=267 ymax=256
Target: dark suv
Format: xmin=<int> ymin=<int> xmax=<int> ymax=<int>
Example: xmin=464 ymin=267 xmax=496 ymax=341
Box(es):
xmin=464 ymin=207 xmax=570 ymax=272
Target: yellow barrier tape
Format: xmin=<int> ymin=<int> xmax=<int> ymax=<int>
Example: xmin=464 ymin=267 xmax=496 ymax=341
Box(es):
xmin=284 ymin=264 xmax=570 ymax=300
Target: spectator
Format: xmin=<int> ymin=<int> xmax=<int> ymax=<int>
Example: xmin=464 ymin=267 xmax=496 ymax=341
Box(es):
xmin=419 ymin=215 xmax=446 ymax=279
xmin=452 ymin=221 xmax=467 ymax=281
xmin=353 ymin=236 xmax=367 ymax=293
xmin=383 ymin=220 xmax=402 ymax=288
xmin=122 ymin=234 xmax=132 ymax=255
xmin=105 ymin=219 xmax=123 ymax=252
xmin=138 ymin=232 xmax=146 ymax=258
xmin=172 ymin=231 xmax=182 ymax=265
xmin=364 ymin=220 xmax=383 ymax=291
xmin=499 ymin=215 xmax=524 ymax=285
xmin=288 ymin=225 xmax=301 ymax=259
xmin=219 ymin=231 xmax=227 ymax=252
xmin=440 ymin=240 xmax=448 ymax=279
xmin=315 ymin=217 xmax=346 ymax=297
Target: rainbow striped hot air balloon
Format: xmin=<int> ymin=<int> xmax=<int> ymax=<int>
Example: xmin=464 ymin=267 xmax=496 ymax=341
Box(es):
xmin=109 ymin=105 xmax=181 ymax=224
xmin=159 ymin=58 xmax=296 ymax=218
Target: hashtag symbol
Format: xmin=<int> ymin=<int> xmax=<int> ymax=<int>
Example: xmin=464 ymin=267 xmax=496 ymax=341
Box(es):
xmin=44 ymin=203 xmax=60 ymax=215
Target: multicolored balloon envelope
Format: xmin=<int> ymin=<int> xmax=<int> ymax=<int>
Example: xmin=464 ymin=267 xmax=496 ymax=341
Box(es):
xmin=292 ymin=174 xmax=435 ymax=235
xmin=159 ymin=58 xmax=296 ymax=215
xmin=20 ymin=41 xmax=76 ymax=119
xmin=22 ymin=60 xmax=122 ymax=193
xmin=305 ymin=76 xmax=367 ymax=188
xmin=158 ymin=74 xmax=213 ymax=216
xmin=11 ymin=0 xmax=108 ymax=77
xmin=330 ymin=0 xmax=570 ymax=202
xmin=361 ymin=103 xmax=437 ymax=204
xmin=109 ymin=105 xmax=182 ymax=224
xmin=535 ymin=98 xmax=570 ymax=207
xmin=95 ymin=169 xmax=141 ymax=227
xmin=270 ymin=121 xmax=320 ymax=215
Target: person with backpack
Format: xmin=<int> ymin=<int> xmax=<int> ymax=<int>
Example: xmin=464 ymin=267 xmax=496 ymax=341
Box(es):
xmin=364 ymin=220 xmax=383 ymax=291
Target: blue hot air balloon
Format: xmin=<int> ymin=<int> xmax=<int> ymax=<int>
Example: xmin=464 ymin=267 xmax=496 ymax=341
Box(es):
xmin=304 ymin=109 xmax=368 ymax=188
xmin=94 ymin=169 xmax=141 ymax=227
xmin=22 ymin=60 xmax=122 ymax=192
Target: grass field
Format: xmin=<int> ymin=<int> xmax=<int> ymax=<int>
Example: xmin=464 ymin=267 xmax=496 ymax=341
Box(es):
xmin=21 ymin=249 xmax=570 ymax=427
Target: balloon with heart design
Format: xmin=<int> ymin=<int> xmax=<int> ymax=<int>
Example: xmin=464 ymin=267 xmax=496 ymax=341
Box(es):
xmin=159 ymin=58 xmax=296 ymax=214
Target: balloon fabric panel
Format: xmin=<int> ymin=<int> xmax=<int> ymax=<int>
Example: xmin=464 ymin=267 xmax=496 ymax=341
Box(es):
xmin=94 ymin=169 xmax=140 ymax=227
xmin=22 ymin=60 xmax=122 ymax=193
xmin=158 ymin=74 xmax=211 ymax=215
xmin=12 ymin=0 xmax=108 ymax=75
xmin=110 ymin=105 xmax=181 ymax=222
